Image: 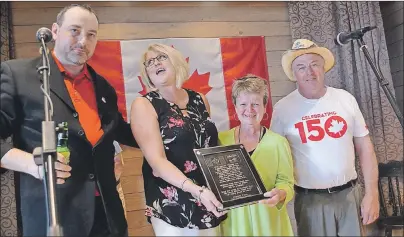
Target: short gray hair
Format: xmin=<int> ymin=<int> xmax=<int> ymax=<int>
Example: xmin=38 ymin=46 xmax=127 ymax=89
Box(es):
xmin=56 ymin=4 xmax=98 ymax=26
xmin=231 ymin=74 xmax=269 ymax=106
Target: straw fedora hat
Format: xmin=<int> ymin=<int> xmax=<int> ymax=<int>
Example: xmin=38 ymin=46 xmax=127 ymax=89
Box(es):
xmin=281 ymin=39 xmax=335 ymax=81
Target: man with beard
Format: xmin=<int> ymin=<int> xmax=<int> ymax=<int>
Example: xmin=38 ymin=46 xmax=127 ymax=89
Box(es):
xmin=0 ymin=4 xmax=137 ymax=237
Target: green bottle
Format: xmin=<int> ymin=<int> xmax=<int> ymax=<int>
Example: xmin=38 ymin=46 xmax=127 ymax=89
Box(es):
xmin=57 ymin=122 xmax=70 ymax=164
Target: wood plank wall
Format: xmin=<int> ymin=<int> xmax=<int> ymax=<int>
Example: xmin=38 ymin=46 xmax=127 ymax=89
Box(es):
xmin=10 ymin=1 xmax=294 ymax=236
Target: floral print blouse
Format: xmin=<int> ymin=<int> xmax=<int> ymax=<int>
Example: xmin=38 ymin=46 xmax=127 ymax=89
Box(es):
xmin=142 ymin=89 xmax=225 ymax=229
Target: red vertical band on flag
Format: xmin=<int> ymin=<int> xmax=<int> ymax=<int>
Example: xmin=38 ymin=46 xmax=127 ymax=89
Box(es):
xmin=88 ymin=41 xmax=128 ymax=121
xmin=220 ymin=36 xmax=272 ymax=129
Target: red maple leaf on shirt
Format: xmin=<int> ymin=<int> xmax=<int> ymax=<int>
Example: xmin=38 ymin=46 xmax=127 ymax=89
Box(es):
xmin=328 ymin=119 xmax=345 ymax=134
xmin=324 ymin=116 xmax=348 ymax=138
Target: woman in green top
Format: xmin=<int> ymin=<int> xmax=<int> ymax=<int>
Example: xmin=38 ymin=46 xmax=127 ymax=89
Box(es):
xmin=219 ymin=74 xmax=295 ymax=236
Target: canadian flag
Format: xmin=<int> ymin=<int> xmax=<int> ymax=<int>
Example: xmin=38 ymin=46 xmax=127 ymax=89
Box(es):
xmin=88 ymin=36 xmax=271 ymax=131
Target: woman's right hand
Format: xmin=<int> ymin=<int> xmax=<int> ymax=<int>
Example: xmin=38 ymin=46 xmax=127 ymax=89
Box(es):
xmin=197 ymin=187 xmax=227 ymax=218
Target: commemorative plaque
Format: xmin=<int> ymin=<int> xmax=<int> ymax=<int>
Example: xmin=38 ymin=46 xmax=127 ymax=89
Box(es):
xmin=193 ymin=144 xmax=266 ymax=211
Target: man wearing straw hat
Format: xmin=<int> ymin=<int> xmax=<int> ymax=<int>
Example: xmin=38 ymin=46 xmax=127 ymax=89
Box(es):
xmin=270 ymin=39 xmax=379 ymax=236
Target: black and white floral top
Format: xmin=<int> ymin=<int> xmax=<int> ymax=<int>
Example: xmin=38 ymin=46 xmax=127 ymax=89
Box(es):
xmin=142 ymin=89 xmax=225 ymax=229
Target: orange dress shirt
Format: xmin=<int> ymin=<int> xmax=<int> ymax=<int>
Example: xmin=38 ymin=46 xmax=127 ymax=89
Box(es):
xmin=52 ymin=52 xmax=103 ymax=196
xmin=52 ymin=52 xmax=104 ymax=146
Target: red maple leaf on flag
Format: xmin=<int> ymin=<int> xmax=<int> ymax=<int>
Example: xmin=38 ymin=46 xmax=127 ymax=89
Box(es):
xmin=173 ymin=46 xmax=212 ymax=95
xmin=183 ymin=70 xmax=212 ymax=95
xmin=137 ymin=76 xmax=148 ymax=95
xmin=182 ymin=57 xmax=212 ymax=95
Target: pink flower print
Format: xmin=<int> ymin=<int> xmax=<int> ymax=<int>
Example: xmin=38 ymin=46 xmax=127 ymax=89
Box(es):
xmin=168 ymin=117 xmax=184 ymax=128
xmin=160 ymin=186 xmax=178 ymax=202
xmin=184 ymin=160 xmax=197 ymax=173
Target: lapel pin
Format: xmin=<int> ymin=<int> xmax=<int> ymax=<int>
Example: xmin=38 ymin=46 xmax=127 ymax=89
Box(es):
xmin=101 ymin=97 xmax=106 ymax=103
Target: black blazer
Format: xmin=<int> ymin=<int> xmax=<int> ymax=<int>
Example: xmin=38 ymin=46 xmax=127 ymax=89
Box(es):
xmin=0 ymin=55 xmax=138 ymax=237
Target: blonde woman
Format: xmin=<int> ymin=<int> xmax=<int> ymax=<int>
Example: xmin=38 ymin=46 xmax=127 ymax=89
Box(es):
xmin=130 ymin=44 xmax=226 ymax=236
xmin=219 ymin=75 xmax=295 ymax=236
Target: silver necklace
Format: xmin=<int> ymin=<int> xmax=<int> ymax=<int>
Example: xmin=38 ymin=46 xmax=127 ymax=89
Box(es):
xmin=238 ymin=126 xmax=263 ymax=144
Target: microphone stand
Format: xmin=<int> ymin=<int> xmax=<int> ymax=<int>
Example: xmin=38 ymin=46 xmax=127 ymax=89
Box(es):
xmin=356 ymin=37 xmax=404 ymax=130
xmin=33 ymin=37 xmax=63 ymax=236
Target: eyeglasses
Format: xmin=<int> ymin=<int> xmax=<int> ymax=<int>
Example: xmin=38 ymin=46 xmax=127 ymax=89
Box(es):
xmin=144 ymin=54 xmax=168 ymax=68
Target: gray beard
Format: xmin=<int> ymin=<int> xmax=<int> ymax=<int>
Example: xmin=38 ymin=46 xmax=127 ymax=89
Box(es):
xmin=67 ymin=52 xmax=87 ymax=65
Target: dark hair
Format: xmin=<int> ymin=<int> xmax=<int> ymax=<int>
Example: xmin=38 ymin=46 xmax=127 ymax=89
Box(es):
xmin=56 ymin=4 xmax=99 ymax=26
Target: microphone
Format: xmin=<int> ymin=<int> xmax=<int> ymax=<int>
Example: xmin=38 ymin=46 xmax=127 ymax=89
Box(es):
xmin=335 ymin=26 xmax=377 ymax=45
xmin=36 ymin=27 xmax=53 ymax=43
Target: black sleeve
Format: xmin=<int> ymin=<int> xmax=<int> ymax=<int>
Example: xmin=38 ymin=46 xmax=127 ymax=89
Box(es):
xmin=0 ymin=62 xmax=17 ymax=159
xmin=114 ymin=112 xmax=139 ymax=148
xmin=97 ymin=72 xmax=139 ymax=148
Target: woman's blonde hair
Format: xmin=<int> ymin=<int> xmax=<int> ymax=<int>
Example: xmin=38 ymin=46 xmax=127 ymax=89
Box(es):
xmin=140 ymin=43 xmax=189 ymax=90
xmin=231 ymin=74 xmax=270 ymax=106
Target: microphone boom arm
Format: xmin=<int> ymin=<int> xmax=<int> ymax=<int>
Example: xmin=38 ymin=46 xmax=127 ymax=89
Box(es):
xmin=34 ymin=35 xmax=64 ymax=236
xmin=357 ymin=38 xmax=404 ymax=129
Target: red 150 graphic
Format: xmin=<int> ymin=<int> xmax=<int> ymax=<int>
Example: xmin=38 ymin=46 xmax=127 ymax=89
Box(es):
xmin=295 ymin=116 xmax=348 ymax=143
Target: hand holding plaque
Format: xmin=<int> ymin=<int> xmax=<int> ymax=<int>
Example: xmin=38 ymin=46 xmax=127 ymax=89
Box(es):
xmin=192 ymin=186 xmax=227 ymax=217
xmin=259 ymin=187 xmax=287 ymax=207
xmin=193 ymin=144 xmax=266 ymax=211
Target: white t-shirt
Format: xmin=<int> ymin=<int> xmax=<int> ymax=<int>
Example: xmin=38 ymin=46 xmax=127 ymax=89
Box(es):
xmin=270 ymin=87 xmax=369 ymax=189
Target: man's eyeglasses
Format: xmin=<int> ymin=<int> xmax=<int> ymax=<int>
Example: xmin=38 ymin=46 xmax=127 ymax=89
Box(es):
xmin=144 ymin=54 xmax=168 ymax=68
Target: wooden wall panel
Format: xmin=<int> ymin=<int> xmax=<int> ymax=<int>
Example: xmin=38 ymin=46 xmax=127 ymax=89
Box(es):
xmin=13 ymin=22 xmax=291 ymax=43
xmin=10 ymin=2 xmax=293 ymax=236
xmin=11 ymin=1 xmax=288 ymax=8
xmin=15 ymin=35 xmax=292 ymax=56
xmin=12 ymin=6 xmax=289 ymax=25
